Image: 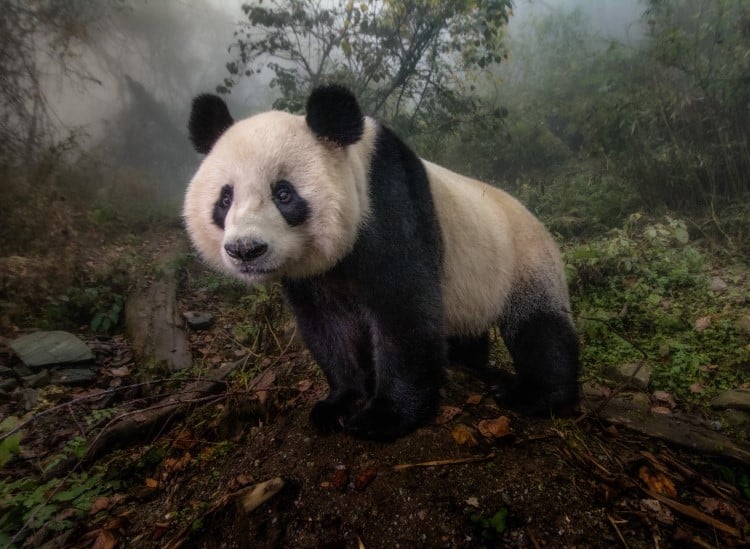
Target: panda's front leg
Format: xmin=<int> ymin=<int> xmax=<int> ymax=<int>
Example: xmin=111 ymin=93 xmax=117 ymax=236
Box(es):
xmin=345 ymin=311 xmax=446 ymax=441
xmin=283 ymin=280 xmax=373 ymax=433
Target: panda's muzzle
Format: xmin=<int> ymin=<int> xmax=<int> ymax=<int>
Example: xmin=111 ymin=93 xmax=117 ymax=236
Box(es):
xmin=224 ymin=240 xmax=268 ymax=262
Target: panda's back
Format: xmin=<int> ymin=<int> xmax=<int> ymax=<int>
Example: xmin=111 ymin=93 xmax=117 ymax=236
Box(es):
xmin=422 ymin=160 xmax=568 ymax=336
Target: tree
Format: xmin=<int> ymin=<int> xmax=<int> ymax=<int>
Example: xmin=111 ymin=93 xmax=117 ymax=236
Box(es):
xmin=0 ymin=1 xmax=110 ymax=167
xmin=221 ymin=0 xmax=512 ymax=141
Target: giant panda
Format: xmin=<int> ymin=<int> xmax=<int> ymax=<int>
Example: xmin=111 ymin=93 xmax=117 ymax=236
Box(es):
xmin=184 ymin=85 xmax=579 ymax=441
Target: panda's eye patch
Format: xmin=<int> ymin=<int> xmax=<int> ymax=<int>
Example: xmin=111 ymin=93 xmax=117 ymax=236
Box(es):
xmin=271 ymin=180 xmax=309 ymax=227
xmin=212 ymin=184 xmax=233 ymax=229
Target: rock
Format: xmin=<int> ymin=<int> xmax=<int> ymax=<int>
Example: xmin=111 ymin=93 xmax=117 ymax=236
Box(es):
xmin=23 ymin=369 xmax=50 ymax=389
xmin=0 ymin=366 xmax=15 ymax=378
xmin=50 ymin=368 xmax=96 ymax=386
xmin=605 ymin=362 xmax=651 ymax=390
xmin=721 ymin=409 xmax=750 ymax=430
xmin=183 ymin=311 xmax=213 ymax=330
xmin=711 ymin=388 xmax=750 ymax=411
xmin=9 ymin=331 xmax=94 ymax=368
xmin=0 ymin=378 xmax=18 ymax=392
xmin=709 ymin=276 xmax=728 ymax=293
xmin=12 ymin=364 xmax=33 ymax=377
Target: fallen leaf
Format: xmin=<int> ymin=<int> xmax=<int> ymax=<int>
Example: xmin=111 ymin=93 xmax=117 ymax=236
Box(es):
xmin=477 ymin=416 xmax=511 ymax=438
xmin=92 ymin=529 xmax=116 ymax=549
xmin=297 ymin=379 xmax=313 ymax=392
xmin=89 ymin=496 xmax=113 ymax=515
xmin=330 ymin=467 xmax=349 ymax=490
xmin=694 ymin=315 xmax=712 ymax=332
xmin=145 ymin=478 xmax=159 ymax=489
xmin=253 ymin=368 xmax=276 ymax=405
xmin=451 ymin=424 xmax=478 ymax=447
xmin=174 ymin=429 xmax=196 ymax=450
xmin=638 ymin=466 xmax=677 ymax=497
xmin=689 ymin=383 xmax=705 ymax=394
xmin=354 ymin=467 xmax=377 ymax=490
xmin=435 ymin=405 xmax=462 ymax=425
xmin=466 ymin=496 xmax=480 ymax=508
xmin=466 ymin=394 xmax=482 ymax=405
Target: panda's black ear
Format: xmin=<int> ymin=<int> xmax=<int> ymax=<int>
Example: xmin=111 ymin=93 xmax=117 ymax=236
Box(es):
xmin=188 ymin=94 xmax=234 ymax=154
xmin=305 ymin=85 xmax=364 ymax=146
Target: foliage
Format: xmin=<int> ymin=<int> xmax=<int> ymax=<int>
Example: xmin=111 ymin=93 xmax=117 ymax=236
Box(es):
xmin=491 ymin=1 xmax=750 ymax=211
xmin=45 ymin=285 xmax=123 ymax=333
xmin=223 ymin=0 xmax=511 ymax=141
xmin=0 ymin=468 xmax=115 ymax=545
xmin=469 ymin=507 xmax=508 ymax=540
xmin=567 ymin=214 xmax=750 ymax=403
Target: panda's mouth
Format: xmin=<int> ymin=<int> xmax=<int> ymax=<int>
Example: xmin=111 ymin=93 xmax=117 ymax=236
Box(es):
xmin=238 ymin=264 xmax=278 ymax=275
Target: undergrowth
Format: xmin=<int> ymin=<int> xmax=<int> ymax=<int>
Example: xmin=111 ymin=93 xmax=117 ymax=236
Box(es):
xmin=566 ymin=213 xmax=750 ymax=406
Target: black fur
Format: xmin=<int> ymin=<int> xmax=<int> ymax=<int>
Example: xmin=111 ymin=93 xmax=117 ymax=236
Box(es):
xmin=448 ymin=333 xmax=490 ymax=370
xmin=499 ymin=292 xmax=580 ymax=415
xmin=271 ymin=180 xmax=310 ymax=227
xmin=283 ymin=125 xmax=445 ymax=441
xmin=212 ymin=184 xmax=233 ymax=229
xmin=189 ymin=94 xmax=234 ymax=154
xmin=305 ymin=85 xmax=364 ymax=146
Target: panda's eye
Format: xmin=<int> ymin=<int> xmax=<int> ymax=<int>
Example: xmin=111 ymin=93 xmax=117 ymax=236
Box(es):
xmin=220 ymin=186 xmax=233 ymax=208
xmin=273 ymin=183 xmax=292 ymax=204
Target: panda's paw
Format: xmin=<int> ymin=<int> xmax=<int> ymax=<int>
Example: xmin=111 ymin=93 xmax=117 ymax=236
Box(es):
xmin=309 ymin=399 xmax=347 ymax=434
xmin=345 ymin=398 xmax=417 ymax=441
xmin=505 ymin=383 xmax=579 ymax=417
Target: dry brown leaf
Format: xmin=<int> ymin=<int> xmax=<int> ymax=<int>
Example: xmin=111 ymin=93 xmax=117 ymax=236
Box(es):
xmin=450 ymin=424 xmax=478 ymax=447
xmin=435 ymin=405 xmax=462 ymax=425
xmin=689 ymin=383 xmax=705 ymax=394
xmin=145 ymin=478 xmax=159 ymax=489
xmin=477 ymin=416 xmax=511 ymax=438
xmin=89 ymin=496 xmax=112 ymax=515
xmin=638 ymin=466 xmax=677 ymax=497
xmin=297 ymin=379 xmax=313 ymax=392
xmin=92 ymin=529 xmax=116 ymax=549
xmin=253 ymin=368 xmax=276 ymax=405
xmin=174 ymin=429 xmax=196 ymax=450
xmin=465 ymin=394 xmax=482 ymax=405
xmin=354 ymin=467 xmax=377 ymax=490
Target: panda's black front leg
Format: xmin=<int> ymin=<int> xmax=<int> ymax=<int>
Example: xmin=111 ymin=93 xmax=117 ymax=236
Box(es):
xmin=283 ymin=280 xmax=372 ymax=434
xmin=345 ymin=311 xmax=446 ymax=441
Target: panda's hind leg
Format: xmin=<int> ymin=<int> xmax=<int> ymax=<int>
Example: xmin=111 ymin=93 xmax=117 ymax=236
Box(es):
xmin=500 ymin=303 xmax=580 ymax=416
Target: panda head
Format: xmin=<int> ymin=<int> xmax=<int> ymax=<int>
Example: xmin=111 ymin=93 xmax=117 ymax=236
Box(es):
xmin=184 ymin=85 xmax=375 ymax=283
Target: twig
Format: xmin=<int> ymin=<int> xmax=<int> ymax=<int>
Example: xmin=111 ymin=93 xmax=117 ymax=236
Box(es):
xmin=393 ymin=452 xmax=495 ymax=471
xmin=607 ymin=514 xmax=629 ymax=548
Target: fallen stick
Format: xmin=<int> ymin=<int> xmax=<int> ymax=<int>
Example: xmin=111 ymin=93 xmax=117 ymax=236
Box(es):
xmin=641 ymin=487 xmax=741 ymax=538
xmin=393 ymin=452 xmax=495 ymax=471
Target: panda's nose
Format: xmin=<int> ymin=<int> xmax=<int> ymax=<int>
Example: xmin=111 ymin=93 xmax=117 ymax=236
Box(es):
xmin=224 ymin=240 xmax=268 ymax=262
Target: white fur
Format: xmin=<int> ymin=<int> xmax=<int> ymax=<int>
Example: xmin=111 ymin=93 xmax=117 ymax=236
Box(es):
xmin=184 ymin=111 xmax=377 ymax=283
xmin=423 ymin=161 xmax=570 ymax=336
